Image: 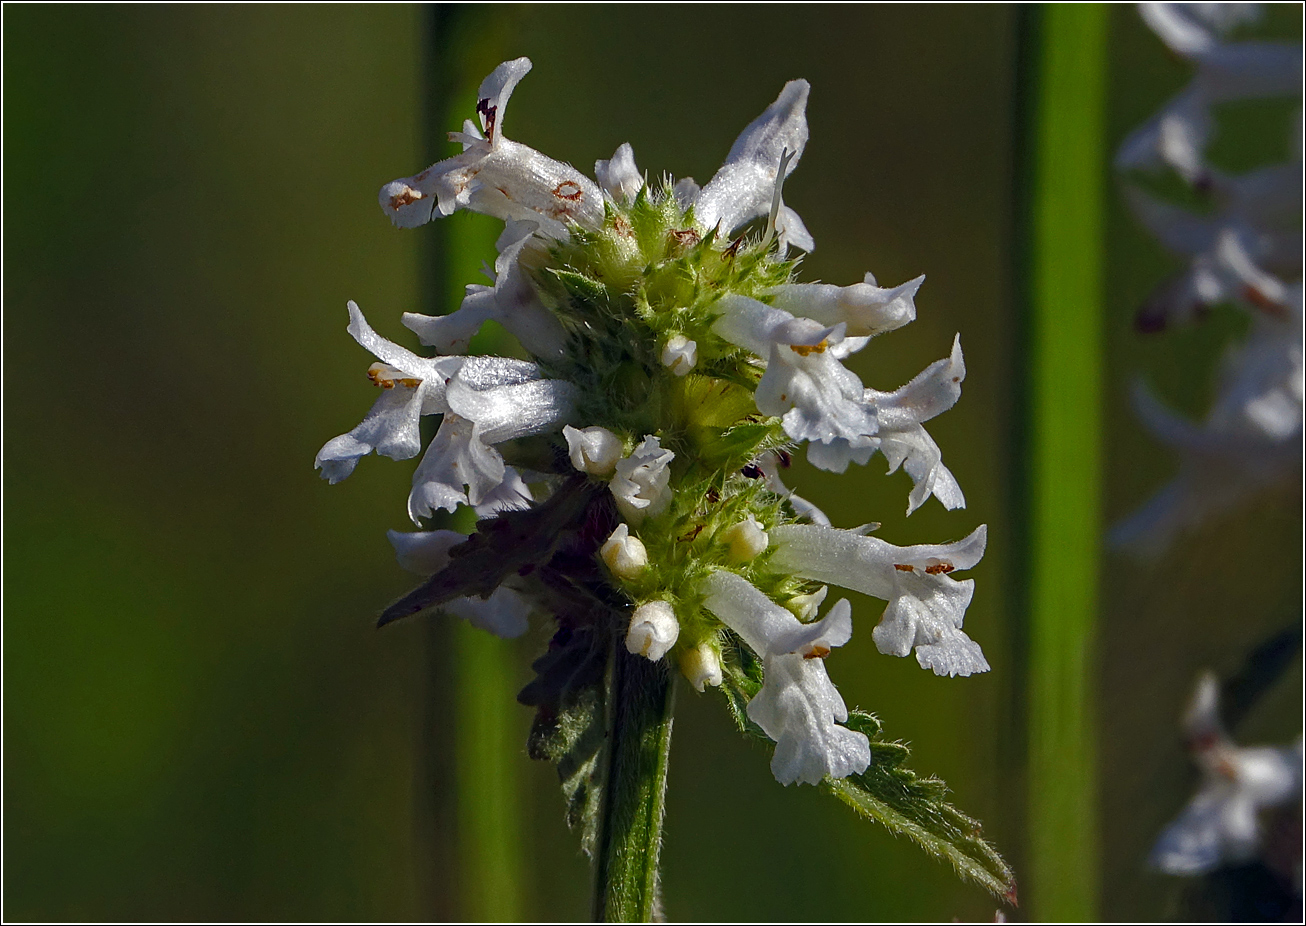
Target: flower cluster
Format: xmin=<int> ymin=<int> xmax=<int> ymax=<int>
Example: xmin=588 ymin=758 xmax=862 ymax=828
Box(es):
xmin=1150 ymin=672 xmax=1301 ymax=876
xmin=1112 ymin=3 xmax=1303 ymax=553
xmin=318 ymin=58 xmax=987 ymax=787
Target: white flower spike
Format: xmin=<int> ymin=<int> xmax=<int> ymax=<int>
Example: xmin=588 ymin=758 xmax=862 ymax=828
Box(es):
xmin=1115 ymin=6 xmax=1302 ymax=551
xmin=323 ymin=59 xmax=990 ymax=809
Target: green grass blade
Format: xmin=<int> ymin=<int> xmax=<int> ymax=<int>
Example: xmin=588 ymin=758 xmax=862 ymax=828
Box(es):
xmin=1022 ymin=4 xmax=1109 ymax=920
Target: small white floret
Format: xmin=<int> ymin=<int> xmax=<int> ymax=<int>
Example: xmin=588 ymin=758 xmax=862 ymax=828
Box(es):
xmin=626 ymin=600 xmax=680 ymax=661
xmin=679 ymin=640 xmax=724 ymax=692
xmin=718 ymin=515 xmax=769 ymax=563
xmin=564 ymin=424 xmax=624 ymax=476
xmin=661 ymin=335 xmax=698 ymax=376
xmin=611 ymin=435 xmax=675 ymax=525
xmin=600 ymin=523 xmax=648 ymax=580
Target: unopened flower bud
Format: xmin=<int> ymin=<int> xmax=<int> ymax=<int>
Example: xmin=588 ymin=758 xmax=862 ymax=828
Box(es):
xmin=679 ymin=640 xmax=724 ymax=692
xmin=600 ymin=523 xmax=648 ymax=579
xmin=719 ymin=515 xmax=769 ymax=563
xmin=661 ymin=335 xmax=698 ymax=376
xmin=786 ymin=585 xmax=829 ymax=621
xmin=564 ymin=424 xmax=624 ymax=476
xmin=626 ymin=600 xmax=679 ymax=661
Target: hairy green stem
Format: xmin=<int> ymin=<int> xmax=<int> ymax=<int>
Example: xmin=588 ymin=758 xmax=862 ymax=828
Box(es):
xmin=591 ymin=643 xmax=676 ymax=923
xmin=1021 ymin=4 xmax=1108 ymax=921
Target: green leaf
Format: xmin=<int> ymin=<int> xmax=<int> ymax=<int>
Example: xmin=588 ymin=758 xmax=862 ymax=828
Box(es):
xmin=718 ymin=664 xmax=1016 ymax=905
xmin=518 ymin=625 xmax=611 ymax=855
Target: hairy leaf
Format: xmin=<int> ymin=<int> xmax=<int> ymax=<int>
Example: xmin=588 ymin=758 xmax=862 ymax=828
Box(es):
xmin=377 ymin=475 xmax=602 ymax=627
xmin=719 ymin=660 xmax=1016 ymax=905
xmin=519 ymin=625 xmax=611 ymax=855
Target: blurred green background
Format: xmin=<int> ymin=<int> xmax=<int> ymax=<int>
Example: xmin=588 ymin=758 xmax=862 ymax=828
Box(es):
xmin=4 ymin=4 xmax=1299 ymax=922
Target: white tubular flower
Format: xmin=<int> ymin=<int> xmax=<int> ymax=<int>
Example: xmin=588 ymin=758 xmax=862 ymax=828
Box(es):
xmin=679 ymin=640 xmax=724 ymax=692
xmin=1112 ymin=273 xmax=1302 ymax=554
xmin=600 ymin=523 xmax=648 ymax=580
xmin=315 ymin=301 xmax=463 ymax=483
xmin=595 ymin=142 xmax=644 ymax=204
xmin=661 ymin=335 xmax=697 ymax=376
xmin=692 ymin=79 xmax=812 ymax=247
xmin=386 ymin=529 xmax=531 ymax=638
xmin=769 ymin=523 xmax=989 ymax=677
xmin=863 ymin=334 xmax=967 ymax=514
xmin=1117 ymin=9 xmax=1299 ymax=183
xmin=611 ymin=435 xmax=675 ymax=525
xmin=402 ymin=220 xmax=568 ymax=360
xmin=409 ymin=373 xmax=577 ymax=521
xmin=1150 ymin=672 xmax=1303 ymax=875
xmin=713 ymin=294 xmax=877 ymax=472
xmin=770 ymin=272 xmax=923 ymax=339
xmin=718 ymin=515 xmax=769 ymax=563
xmin=700 ymin=569 xmax=870 ymax=786
xmin=1123 ymin=174 xmax=1301 ymax=329
xmin=626 ymin=600 xmax=680 ymax=661
xmin=379 ymin=58 xmax=603 ymax=237
xmin=563 ymin=424 xmax=624 ymax=476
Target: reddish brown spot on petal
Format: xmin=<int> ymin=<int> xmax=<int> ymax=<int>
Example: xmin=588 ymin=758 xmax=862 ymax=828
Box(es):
xmin=368 ymin=362 xmax=421 ymax=389
xmin=802 ymin=645 xmax=831 ymax=660
xmin=893 ymin=564 xmax=915 ymax=572
xmin=476 ymin=99 xmax=498 ymax=142
xmin=1242 ymin=284 xmax=1287 ymax=316
xmin=790 ymin=340 xmax=828 ymax=357
xmin=924 ymin=562 xmax=955 ymax=575
xmin=552 ymin=180 xmax=583 ymax=201
xmin=388 ymin=187 xmax=424 ymax=211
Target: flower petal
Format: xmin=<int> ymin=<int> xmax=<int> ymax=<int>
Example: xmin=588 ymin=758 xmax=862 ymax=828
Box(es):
xmin=695 ymin=80 xmax=810 ymax=237
xmin=595 ymin=142 xmax=644 ymax=203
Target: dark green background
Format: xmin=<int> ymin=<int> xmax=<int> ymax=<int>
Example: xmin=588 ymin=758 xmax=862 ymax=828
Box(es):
xmin=5 ymin=5 xmax=1300 ymax=921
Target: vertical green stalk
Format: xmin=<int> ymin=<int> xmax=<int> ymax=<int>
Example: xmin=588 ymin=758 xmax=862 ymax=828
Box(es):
xmin=1022 ymin=4 xmax=1108 ymax=921
xmin=454 ymin=622 xmax=524 ymax=921
xmin=427 ymin=6 xmax=524 ymax=921
xmin=591 ymin=645 xmax=676 ymax=923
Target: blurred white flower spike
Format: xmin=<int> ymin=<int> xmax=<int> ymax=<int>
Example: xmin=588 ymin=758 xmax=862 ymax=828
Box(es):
xmin=321 ymin=58 xmax=990 ymax=801
xmin=1151 ymin=672 xmax=1302 ymax=875
xmin=1113 ymin=4 xmax=1303 ymax=554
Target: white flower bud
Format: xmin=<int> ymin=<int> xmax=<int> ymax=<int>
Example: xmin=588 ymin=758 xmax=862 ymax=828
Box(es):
xmin=600 ymin=523 xmax=648 ymax=580
xmin=626 ymin=600 xmax=680 ymax=661
xmin=718 ymin=515 xmax=769 ymax=563
xmin=661 ymin=335 xmax=698 ymax=376
xmin=611 ymin=435 xmax=674 ymax=525
xmin=679 ymin=640 xmax=724 ymax=692
xmin=563 ymin=424 xmax=623 ymax=476
xmin=785 ymin=585 xmax=829 ymax=621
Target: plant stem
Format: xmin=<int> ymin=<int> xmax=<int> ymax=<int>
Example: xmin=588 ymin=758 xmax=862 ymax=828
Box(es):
xmin=1020 ymin=4 xmax=1108 ymax=921
xmin=591 ymin=643 xmax=676 ymax=923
